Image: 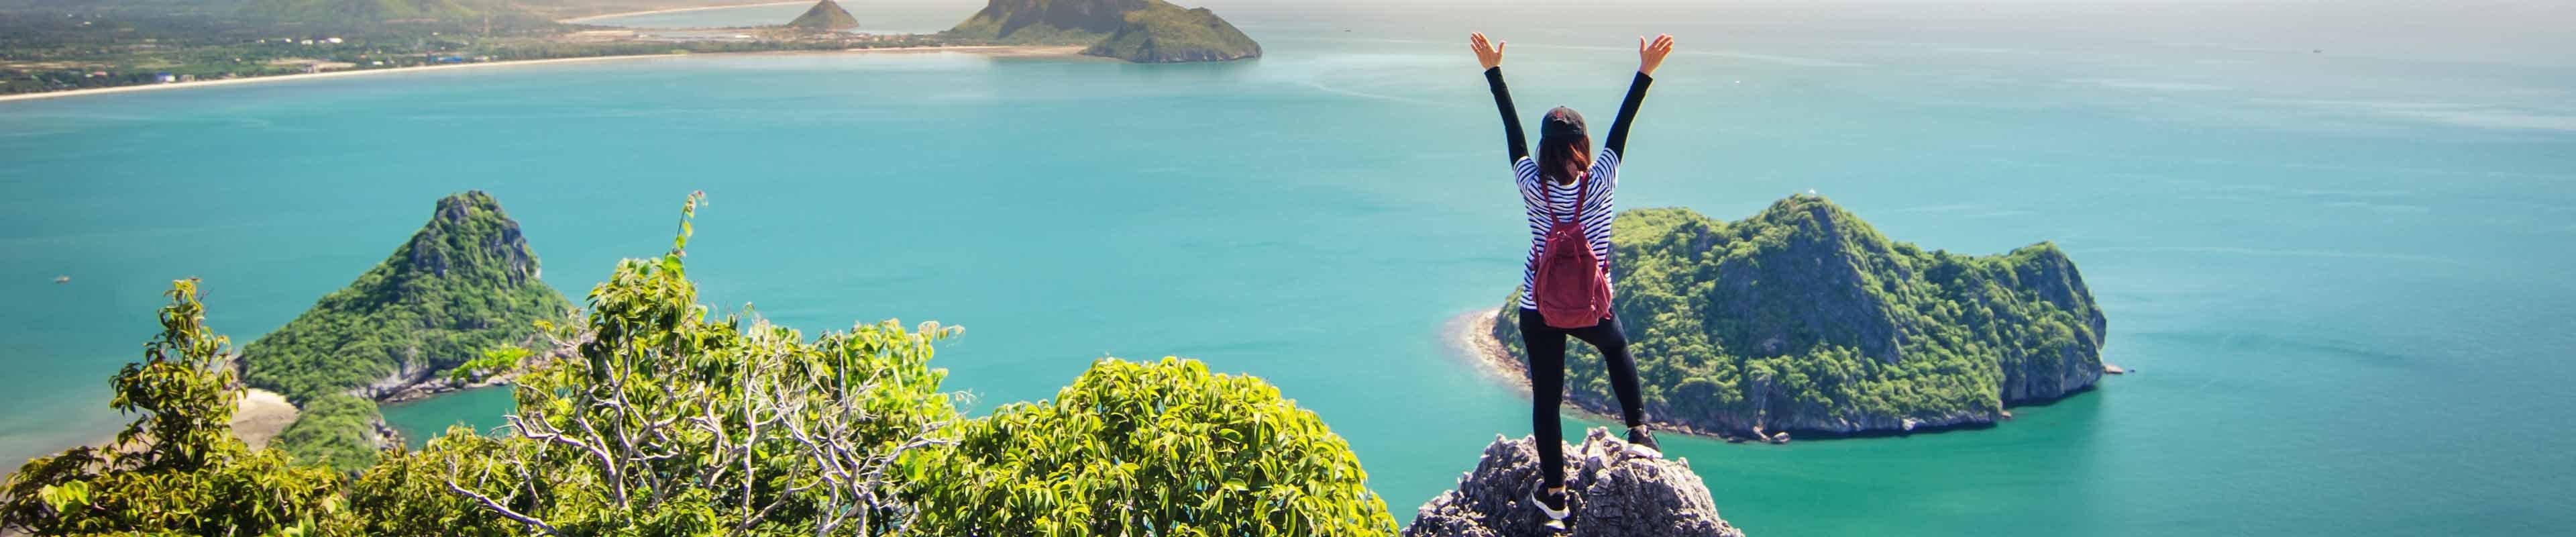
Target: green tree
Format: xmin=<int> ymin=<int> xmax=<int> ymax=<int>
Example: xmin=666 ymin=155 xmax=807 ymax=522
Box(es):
xmin=427 ymin=192 xmax=964 ymax=535
xmin=274 ymin=393 xmax=390 ymax=473
xmin=0 ymin=279 xmax=347 ymax=534
xmin=903 ymin=356 xmax=1399 ymax=536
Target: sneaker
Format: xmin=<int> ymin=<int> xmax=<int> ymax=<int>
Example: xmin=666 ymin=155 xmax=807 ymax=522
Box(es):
xmin=1529 ymin=487 xmax=1570 ymax=531
xmin=1624 ymin=426 xmax=1663 ymax=458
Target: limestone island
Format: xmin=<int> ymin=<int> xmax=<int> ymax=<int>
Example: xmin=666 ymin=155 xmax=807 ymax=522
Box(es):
xmin=234 ymin=191 xmax=574 ymax=471
xmin=1465 ymin=195 xmax=2110 ymax=440
xmin=943 ymin=0 xmax=1262 ymax=63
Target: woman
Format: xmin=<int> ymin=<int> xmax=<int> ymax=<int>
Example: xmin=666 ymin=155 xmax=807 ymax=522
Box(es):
xmin=1472 ymin=31 xmax=1674 ymax=529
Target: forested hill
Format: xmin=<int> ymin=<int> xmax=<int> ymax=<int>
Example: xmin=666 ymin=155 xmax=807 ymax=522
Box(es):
xmin=944 ymin=0 xmax=1258 ymax=62
xmin=1489 ymin=195 xmax=2109 ymax=437
xmin=238 ymin=190 xmax=572 ymax=405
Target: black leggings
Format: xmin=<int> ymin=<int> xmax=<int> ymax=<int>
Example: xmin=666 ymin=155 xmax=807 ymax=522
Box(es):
xmin=1519 ymin=309 xmax=1648 ymax=491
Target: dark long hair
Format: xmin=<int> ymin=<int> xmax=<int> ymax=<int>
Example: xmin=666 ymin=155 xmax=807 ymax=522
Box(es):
xmin=1538 ymin=134 xmax=1593 ymax=186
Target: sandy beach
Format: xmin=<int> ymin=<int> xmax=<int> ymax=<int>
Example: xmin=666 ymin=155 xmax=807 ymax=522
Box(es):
xmin=557 ymin=1 xmax=810 ymax=24
xmin=1447 ymin=309 xmax=1750 ymax=440
xmin=0 ymin=46 xmax=1086 ymax=105
xmin=229 ymin=389 xmax=299 ymax=450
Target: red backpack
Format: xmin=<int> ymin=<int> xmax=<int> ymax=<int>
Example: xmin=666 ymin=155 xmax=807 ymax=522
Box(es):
xmin=1532 ymin=175 xmax=1613 ymax=328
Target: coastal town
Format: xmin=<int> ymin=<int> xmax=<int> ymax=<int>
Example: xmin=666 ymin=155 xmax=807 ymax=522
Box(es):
xmin=1 ymin=0 xmax=957 ymax=97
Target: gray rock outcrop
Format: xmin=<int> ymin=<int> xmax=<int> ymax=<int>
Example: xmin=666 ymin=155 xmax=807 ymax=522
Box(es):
xmin=1405 ymin=428 xmax=1746 ymax=537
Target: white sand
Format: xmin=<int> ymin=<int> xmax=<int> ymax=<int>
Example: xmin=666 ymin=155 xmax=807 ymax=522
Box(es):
xmin=0 ymin=46 xmax=1086 ymax=104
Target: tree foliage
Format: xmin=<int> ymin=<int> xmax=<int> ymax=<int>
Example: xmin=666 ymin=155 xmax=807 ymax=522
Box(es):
xmin=904 ymin=356 xmax=1398 ymax=536
xmin=0 ymin=279 xmax=347 ymax=535
xmin=7 ymin=193 xmax=1409 ymax=536
xmin=274 ymin=393 xmax=389 ymax=473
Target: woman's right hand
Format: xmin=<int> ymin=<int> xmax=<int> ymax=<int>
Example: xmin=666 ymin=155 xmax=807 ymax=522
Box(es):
xmin=1471 ymin=32 xmax=1505 ymax=70
xmin=1638 ymin=34 xmax=1674 ymax=76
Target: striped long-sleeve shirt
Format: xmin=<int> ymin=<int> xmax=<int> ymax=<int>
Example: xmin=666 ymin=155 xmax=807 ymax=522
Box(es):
xmin=1486 ymin=67 xmax=1654 ymax=310
xmin=1515 ymin=150 xmax=1621 ymax=309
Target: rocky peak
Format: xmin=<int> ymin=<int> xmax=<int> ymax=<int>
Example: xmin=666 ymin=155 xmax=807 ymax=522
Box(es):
xmin=402 ymin=190 xmax=539 ymax=285
xmin=787 ymin=0 xmax=859 ymax=31
xmin=1405 ymin=428 xmax=1746 ymax=537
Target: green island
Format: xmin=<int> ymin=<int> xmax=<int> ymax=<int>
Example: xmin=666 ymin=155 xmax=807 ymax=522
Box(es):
xmin=0 ymin=0 xmax=1257 ymax=97
xmin=1478 ymin=195 xmax=2110 ymax=440
xmin=235 ymin=191 xmax=573 ymax=472
xmin=943 ymin=0 xmax=1260 ymax=62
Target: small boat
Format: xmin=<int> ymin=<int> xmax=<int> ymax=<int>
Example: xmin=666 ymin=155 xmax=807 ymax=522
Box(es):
xmin=54 ymin=276 xmax=70 ymax=284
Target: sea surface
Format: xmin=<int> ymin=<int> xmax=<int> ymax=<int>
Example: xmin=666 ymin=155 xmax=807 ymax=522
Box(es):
xmin=5 ymin=1 xmax=2573 ymax=535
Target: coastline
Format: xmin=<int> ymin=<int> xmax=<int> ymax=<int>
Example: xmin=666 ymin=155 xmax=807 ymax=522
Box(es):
xmin=1448 ymin=309 xmax=1746 ymax=441
xmin=557 ymin=1 xmax=811 ymax=24
xmin=0 ymin=46 xmax=1087 ymax=105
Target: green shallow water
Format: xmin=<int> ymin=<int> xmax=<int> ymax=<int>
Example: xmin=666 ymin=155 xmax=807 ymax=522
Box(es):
xmin=5 ymin=1 xmax=2573 ymax=535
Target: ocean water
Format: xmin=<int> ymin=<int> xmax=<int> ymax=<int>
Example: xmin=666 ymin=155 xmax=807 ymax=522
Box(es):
xmin=5 ymin=1 xmax=2574 ymax=535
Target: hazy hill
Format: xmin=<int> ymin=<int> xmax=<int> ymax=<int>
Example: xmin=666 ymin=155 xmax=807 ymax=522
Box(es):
xmin=784 ymin=0 xmax=855 ymax=31
xmin=945 ymin=0 xmax=1257 ymax=62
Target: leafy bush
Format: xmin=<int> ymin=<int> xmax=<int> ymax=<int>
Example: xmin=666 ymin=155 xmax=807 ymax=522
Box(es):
xmin=423 ymin=192 xmax=964 ymax=535
xmin=0 ymin=279 xmax=347 ymax=535
xmin=274 ymin=393 xmax=388 ymax=473
xmin=904 ymin=356 xmax=1399 ymax=536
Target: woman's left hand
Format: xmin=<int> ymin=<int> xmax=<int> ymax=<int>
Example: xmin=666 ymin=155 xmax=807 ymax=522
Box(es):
xmin=1638 ymin=34 xmax=1675 ymax=76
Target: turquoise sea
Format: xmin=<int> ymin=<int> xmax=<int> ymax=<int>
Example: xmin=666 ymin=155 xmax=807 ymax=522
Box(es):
xmin=5 ymin=1 xmax=2573 ymax=534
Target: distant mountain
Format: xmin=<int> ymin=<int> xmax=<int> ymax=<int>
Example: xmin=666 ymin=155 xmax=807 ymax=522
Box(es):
xmin=239 ymin=191 xmax=572 ymax=405
xmin=785 ymin=0 xmax=856 ymax=31
xmin=1481 ymin=195 xmax=2108 ymax=437
xmin=944 ymin=0 xmax=1257 ymax=62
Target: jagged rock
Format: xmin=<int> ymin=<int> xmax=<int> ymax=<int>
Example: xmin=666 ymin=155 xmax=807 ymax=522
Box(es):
xmin=1405 ymin=428 xmax=1746 ymax=537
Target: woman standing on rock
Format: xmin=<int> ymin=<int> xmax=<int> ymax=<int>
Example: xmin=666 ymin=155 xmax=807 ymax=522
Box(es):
xmin=1472 ymin=31 xmax=1675 ymax=531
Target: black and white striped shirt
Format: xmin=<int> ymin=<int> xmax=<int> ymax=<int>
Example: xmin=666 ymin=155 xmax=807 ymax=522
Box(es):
xmin=1485 ymin=66 xmax=1653 ymax=311
xmin=1517 ymin=150 xmax=1620 ymax=309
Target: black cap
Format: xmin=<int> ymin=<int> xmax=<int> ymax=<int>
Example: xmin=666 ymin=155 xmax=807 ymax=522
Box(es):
xmin=1540 ymin=107 xmax=1587 ymax=143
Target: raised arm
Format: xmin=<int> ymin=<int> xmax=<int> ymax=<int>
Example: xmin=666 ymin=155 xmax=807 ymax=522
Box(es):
xmin=1472 ymin=32 xmax=1528 ymax=162
xmin=1603 ymin=34 xmax=1674 ymax=156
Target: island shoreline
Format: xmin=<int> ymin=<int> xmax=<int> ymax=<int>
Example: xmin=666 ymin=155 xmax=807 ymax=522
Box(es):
xmin=0 ymin=46 xmax=1087 ymax=104
xmin=1444 ymin=309 xmax=2110 ymax=442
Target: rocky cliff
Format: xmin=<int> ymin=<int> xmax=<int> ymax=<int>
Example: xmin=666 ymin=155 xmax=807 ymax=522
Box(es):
xmin=1406 ymin=428 xmax=1746 ymax=537
xmin=944 ymin=0 xmax=1258 ymax=62
xmin=1483 ymin=195 xmax=2108 ymax=437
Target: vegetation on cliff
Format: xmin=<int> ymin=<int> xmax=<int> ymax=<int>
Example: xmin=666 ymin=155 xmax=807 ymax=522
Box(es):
xmin=944 ymin=0 xmax=1258 ymax=62
xmin=239 ymin=191 xmax=572 ymax=404
xmin=1491 ymin=195 xmax=2108 ymax=436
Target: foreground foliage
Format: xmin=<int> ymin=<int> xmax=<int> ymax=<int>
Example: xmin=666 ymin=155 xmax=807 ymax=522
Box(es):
xmin=1495 ymin=195 xmax=2107 ymax=434
xmin=905 ymin=356 xmax=1397 ymax=536
xmin=3 ymin=193 xmax=1399 ymax=536
xmin=0 ymin=279 xmax=346 ymax=535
